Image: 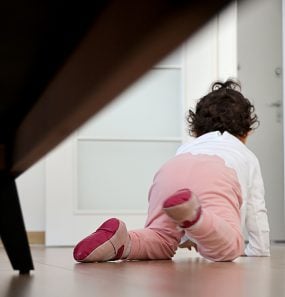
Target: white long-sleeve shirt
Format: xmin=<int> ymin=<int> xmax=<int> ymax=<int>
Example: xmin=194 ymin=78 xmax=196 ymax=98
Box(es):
xmin=176 ymin=131 xmax=270 ymax=256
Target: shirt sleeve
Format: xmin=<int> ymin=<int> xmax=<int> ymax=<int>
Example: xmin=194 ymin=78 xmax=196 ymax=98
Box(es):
xmin=244 ymin=159 xmax=270 ymax=256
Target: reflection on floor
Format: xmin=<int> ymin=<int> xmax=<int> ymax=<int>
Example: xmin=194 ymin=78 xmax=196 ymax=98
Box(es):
xmin=0 ymin=244 xmax=285 ymax=297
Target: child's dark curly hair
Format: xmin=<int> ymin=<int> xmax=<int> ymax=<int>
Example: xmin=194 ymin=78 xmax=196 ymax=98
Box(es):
xmin=187 ymin=79 xmax=259 ymax=137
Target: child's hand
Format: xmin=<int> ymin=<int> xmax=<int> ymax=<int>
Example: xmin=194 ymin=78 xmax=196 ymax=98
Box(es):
xmin=179 ymin=239 xmax=198 ymax=252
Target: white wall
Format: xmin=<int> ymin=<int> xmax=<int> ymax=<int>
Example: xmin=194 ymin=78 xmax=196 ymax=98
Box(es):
xmin=15 ymin=2 xmax=237 ymax=232
xmin=183 ymin=2 xmax=237 ymax=138
xmin=16 ymin=159 xmax=46 ymax=231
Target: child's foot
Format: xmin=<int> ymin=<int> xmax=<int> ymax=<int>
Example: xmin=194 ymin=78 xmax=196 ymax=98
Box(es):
xmin=163 ymin=189 xmax=202 ymax=228
xmin=73 ymin=218 xmax=131 ymax=262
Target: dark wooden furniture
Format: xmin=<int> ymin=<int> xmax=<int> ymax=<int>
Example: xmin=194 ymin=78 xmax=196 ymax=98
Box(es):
xmin=0 ymin=0 xmax=231 ymax=273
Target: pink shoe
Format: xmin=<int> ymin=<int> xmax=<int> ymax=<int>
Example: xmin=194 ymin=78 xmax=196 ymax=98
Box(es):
xmin=73 ymin=218 xmax=130 ymax=262
xmin=163 ymin=189 xmax=202 ymax=228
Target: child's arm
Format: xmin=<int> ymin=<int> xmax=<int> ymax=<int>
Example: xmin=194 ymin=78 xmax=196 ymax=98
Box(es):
xmin=244 ymin=160 xmax=270 ymax=256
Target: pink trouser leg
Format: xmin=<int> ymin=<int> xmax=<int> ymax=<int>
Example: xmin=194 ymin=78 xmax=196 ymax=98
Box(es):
xmin=185 ymin=209 xmax=244 ymax=261
xmin=127 ymin=227 xmax=181 ymax=260
xmin=127 ymin=153 xmax=244 ymax=261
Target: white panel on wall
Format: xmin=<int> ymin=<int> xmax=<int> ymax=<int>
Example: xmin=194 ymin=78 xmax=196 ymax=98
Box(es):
xmin=78 ymin=69 xmax=182 ymax=139
xmin=77 ymin=140 xmax=179 ymax=211
xmin=76 ymin=66 xmax=183 ymax=213
xmin=76 ymin=63 xmax=183 ymax=213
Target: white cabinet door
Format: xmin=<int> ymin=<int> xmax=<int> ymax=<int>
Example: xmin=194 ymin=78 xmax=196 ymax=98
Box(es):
xmin=45 ymin=52 xmax=184 ymax=246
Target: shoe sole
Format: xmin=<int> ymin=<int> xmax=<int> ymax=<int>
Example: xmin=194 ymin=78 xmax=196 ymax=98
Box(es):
xmin=75 ymin=219 xmax=128 ymax=262
xmin=163 ymin=189 xmax=201 ymax=226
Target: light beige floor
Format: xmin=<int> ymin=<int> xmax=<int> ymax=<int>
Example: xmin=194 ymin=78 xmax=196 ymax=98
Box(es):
xmin=1 ymin=244 xmax=285 ymax=297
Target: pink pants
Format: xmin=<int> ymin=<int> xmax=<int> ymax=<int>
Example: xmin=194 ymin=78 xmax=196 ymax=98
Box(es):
xmin=127 ymin=153 xmax=244 ymax=262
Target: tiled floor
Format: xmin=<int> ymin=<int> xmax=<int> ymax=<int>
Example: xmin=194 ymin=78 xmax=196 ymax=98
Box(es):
xmin=1 ymin=245 xmax=285 ymax=297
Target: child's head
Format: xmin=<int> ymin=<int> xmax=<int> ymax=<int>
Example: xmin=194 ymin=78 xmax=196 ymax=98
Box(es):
xmin=187 ymin=79 xmax=259 ymax=138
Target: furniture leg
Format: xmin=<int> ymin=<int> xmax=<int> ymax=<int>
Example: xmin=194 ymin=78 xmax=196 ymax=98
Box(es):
xmin=0 ymin=172 xmax=34 ymax=274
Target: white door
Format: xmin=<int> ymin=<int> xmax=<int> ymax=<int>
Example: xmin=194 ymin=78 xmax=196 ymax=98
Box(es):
xmin=238 ymin=0 xmax=285 ymax=240
xmin=45 ymin=50 xmax=185 ymax=246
